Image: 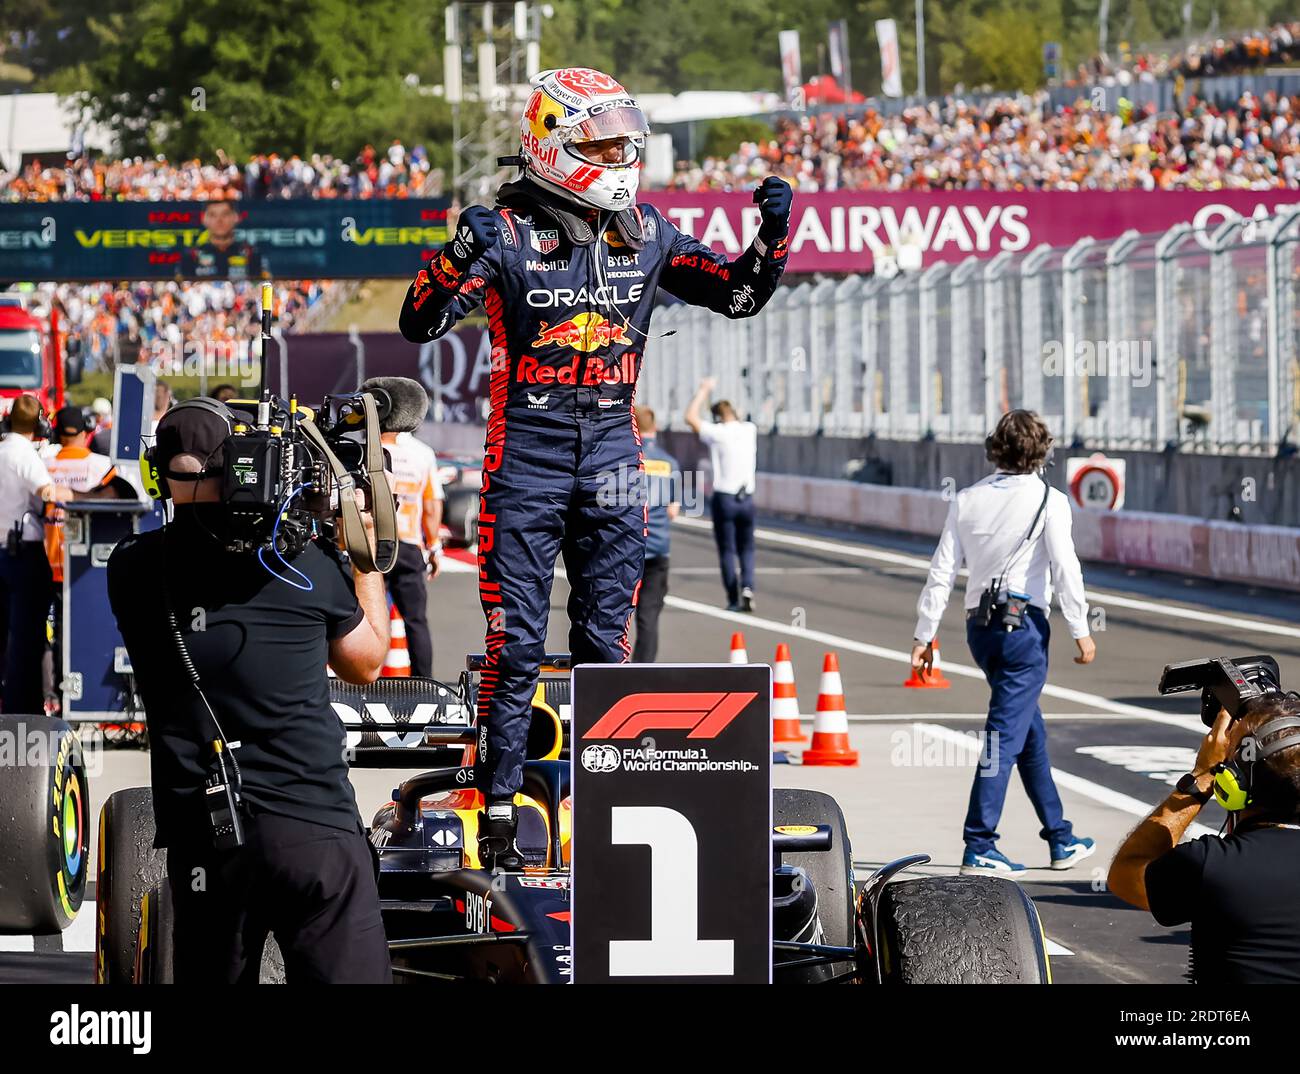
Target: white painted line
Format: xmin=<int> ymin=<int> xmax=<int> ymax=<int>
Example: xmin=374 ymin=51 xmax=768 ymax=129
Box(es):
xmin=674 ymin=516 xmax=1300 ymax=641
xmin=669 ymin=566 xmax=865 ymax=576
xmin=835 ymin=712 xmax=1154 ymax=722
xmin=1045 ymin=938 xmax=1074 ymax=956
xmin=912 ymin=722 xmax=1216 ymax=838
xmin=663 ymin=593 xmax=1205 ymax=734
xmin=61 ymin=899 xmax=97 ymax=953
xmin=0 ymin=934 xmax=34 ymax=952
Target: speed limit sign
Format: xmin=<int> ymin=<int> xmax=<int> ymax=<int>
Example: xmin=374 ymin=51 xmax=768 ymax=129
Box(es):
xmin=1066 ymin=453 xmax=1126 ymax=511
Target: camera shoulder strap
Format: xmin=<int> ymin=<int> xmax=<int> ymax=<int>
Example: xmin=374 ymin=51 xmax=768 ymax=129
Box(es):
xmin=296 ymin=395 xmax=398 ymax=574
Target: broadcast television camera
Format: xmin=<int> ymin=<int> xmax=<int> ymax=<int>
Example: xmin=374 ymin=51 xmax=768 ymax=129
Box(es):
xmin=141 ymin=284 xmax=429 ymax=574
xmin=212 ymin=376 xmax=429 ymax=572
xmin=1158 ymin=655 xmax=1284 ymax=726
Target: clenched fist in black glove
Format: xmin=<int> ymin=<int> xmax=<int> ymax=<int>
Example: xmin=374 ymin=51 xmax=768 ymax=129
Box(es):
xmin=754 ymin=175 xmax=793 ymax=243
xmin=444 ymin=205 xmax=501 ymax=272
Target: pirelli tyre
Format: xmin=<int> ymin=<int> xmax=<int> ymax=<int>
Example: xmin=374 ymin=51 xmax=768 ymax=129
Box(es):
xmin=133 ymin=882 xmax=173 ymax=984
xmin=95 ymin=787 xmax=165 ymax=984
xmin=0 ymin=714 xmax=89 ymax=932
xmin=877 ymin=875 xmax=1050 ymax=984
xmin=773 ymin=787 xmax=856 ymax=982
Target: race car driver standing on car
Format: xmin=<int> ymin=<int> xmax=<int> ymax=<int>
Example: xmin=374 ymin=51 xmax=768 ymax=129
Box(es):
xmin=399 ymin=67 xmax=791 ymax=869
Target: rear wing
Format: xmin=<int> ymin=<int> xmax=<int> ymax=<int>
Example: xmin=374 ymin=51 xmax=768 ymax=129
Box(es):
xmin=330 ymin=676 xmax=472 ymax=767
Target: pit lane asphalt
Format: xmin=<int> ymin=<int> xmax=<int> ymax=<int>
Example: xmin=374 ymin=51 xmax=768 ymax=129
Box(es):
xmin=5 ymin=512 xmax=1298 ymax=984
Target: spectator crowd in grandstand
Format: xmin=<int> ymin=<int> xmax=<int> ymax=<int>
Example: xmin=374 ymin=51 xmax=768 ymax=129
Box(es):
xmin=1073 ymin=20 xmax=1300 ymax=86
xmin=0 ymin=140 xmax=434 ymax=202
xmin=47 ymin=280 xmax=324 ymax=378
xmin=663 ymin=89 xmax=1300 ymax=192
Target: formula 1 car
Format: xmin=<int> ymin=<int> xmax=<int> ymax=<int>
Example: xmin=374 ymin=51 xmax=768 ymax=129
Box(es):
xmin=1 ymin=663 xmax=1050 ymax=984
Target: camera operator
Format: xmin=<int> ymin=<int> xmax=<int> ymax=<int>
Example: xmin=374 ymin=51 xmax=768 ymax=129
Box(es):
xmin=912 ymin=409 xmax=1097 ymax=877
xmin=0 ymin=396 xmax=71 ymax=713
xmin=106 ymin=400 xmax=393 ymax=983
xmin=1109 ymin=697 xmax=1300 ymax=983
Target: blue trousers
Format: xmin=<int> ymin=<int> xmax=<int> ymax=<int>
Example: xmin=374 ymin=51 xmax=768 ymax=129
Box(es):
xmin=963 ymin=607 xmax=1073 ymax=854
xmin=0 ymin=542 xmax=52 ymax=715
xmin=711 ymin=491 xmax=755 ymax=605
xmin=476 ymin=406 xmax=645 ymax=800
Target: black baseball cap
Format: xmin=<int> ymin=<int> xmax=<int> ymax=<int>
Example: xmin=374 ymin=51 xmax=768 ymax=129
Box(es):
xmin=153 ymin=398 xmax=232 ymax=479
xmin=53 ymin=405 xmax=88 ymax=438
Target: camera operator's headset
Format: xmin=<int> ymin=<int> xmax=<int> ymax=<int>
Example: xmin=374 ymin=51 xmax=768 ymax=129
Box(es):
xmin=1214 ymin=706 xmax=1300 ymax=811
xmin=0 ymin=396 xmax=54 ymax=441
xmin=138 ymin=397 xmax=232 ymax=501
xmin=139 ymin=396 xmax=399 ymax=574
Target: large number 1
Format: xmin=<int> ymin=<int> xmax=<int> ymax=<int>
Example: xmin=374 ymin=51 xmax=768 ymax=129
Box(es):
xmin=607 ymin=806 xmax=734 ymax=977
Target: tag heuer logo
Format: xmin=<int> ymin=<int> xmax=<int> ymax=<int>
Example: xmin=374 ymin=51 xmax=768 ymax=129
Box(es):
xmin=531 ymin=229 xmax=560 ymax=255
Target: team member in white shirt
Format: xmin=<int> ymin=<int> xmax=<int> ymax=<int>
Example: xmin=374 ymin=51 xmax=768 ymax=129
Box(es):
xmin=381 ymin=429 xmax=444 ymax=678
xmin=0 ymin=396 xmax=71 ymax=713
xmin=686 ymin=378 xmax=758 ymax=612
xmin=912 ymin=410 xmax=1098 ymax=878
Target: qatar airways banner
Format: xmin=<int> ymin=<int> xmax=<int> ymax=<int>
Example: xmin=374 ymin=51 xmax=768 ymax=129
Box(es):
xmin=639 ymin=190 xmax=1300 ymax=274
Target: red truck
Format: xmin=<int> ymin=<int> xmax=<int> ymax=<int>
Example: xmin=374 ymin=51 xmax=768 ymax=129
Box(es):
xmin=0 ymin=302 xmax=64 ymax=416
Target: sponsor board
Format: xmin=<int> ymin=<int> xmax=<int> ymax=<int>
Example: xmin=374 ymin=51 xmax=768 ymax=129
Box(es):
xmin=0 ymin=199 xmax=451 ymax=281
xmin=638 ymin=190 xmax=1300 ymax=274
xmin=571 ymin=664 xmax=771 ymax=983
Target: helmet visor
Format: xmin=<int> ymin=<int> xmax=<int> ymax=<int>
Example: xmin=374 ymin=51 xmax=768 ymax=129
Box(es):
xmin=554 ymin=103 xmax=649 ymax=148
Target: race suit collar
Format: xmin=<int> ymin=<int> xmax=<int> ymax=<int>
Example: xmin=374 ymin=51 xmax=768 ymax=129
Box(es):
xmin=496 ymin=176 xmax=646 ymax=251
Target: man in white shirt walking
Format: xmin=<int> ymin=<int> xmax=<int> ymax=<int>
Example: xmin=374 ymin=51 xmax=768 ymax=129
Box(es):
xmin=0 ymin=396 xmax=71 ymax=713
xmin=911 ymin=410 xmax=1097 ymax=878
xmin=686 ymin=378 xmax=758 ymax=612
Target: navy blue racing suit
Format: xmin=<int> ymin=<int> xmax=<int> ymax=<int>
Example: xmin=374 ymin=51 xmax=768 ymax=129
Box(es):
xmin=398 ymin=181 xmax=787 ymax=800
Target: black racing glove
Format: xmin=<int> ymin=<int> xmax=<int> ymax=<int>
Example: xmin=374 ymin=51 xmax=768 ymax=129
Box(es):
xmin=443 ymin=205 xmax=500 ymax=272
xmin=754 ymin=175 xmax=793 ymax=243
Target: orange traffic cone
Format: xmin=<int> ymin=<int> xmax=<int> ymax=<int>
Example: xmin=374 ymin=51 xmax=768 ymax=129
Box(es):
xmin=772 ymin=644 xmax=806 ymax=743
xmin=729 ymin=632 xmax=749 ymax=664
xmin=803 ymin=652 xmax=858 ymax=766
xmin=904 ymin=639 xmax=951 ymax=688
xmin=382 ymin=603 xmax=411 ymax=677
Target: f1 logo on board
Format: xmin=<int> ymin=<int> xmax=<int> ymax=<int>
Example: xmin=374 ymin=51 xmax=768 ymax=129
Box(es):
xmin=583 ymin=692 xmax=756 ymax=740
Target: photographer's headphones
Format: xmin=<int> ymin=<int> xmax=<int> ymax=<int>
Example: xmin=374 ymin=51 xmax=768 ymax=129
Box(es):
xmin=0 ymin=396 xmax=54 ymax=442
xmin=140 ymin=397 xmax=236 ymax=501
xmin=1214 ymin=710 xmax=1300 ymax=811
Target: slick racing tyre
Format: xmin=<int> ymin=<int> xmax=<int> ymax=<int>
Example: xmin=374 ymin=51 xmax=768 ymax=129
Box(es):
xmin=773 ymin=788 xmax=856 ymax=981
xmin=773 ymin=788 xmax=854 ymax=947
xmin=0 ymin=714 xmax=89 ymax=932
xmin=133 ymin=876 xmax=286 ymax=985
xmin=877 ymin=875 xmax=1050 ymax=984
xmin=133 ymin=882 xmax=174 ymax=984
xmin=95 ymin=787 xmax=165 ymax=983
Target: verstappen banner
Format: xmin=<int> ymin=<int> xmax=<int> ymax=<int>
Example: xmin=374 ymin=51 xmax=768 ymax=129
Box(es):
xmin=0 ymin=198 xmax=450 ymax=282
xmin=639 ymin=189 xmax=1300 ymax=274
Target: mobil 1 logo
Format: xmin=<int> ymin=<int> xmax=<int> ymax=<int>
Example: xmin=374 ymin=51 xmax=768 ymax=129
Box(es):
xmin=571 ymin=664 xmax=772 ymax=983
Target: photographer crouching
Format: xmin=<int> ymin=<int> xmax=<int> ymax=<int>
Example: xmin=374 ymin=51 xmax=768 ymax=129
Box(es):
xmin=106 ymin=399 xmax=394 ymax=983
xmin=1109 ymin=694 xmax=1300 ymax=983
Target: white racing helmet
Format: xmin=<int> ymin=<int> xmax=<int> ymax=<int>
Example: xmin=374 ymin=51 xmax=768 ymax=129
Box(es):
xmin=519 ymin=67 xmax=649 ymax=212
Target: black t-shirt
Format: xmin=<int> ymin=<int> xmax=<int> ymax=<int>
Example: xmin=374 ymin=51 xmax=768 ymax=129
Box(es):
xmin=106 ymin=505 xmax=365 ymax=847
xmin=1145 ymin=824 xmax=1300 ymax=983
